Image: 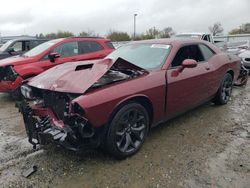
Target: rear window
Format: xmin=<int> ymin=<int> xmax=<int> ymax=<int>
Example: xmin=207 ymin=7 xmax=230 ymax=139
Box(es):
xmin=105 ymin=41 xmax=115 ymax=49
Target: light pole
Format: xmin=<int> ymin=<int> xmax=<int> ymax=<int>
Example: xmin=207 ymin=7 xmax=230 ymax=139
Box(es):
xmin=133 ymin=13 xmax=137 ymax=40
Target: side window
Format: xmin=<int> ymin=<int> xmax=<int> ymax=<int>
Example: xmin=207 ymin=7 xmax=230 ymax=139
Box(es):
xmin=78 ymin=41 xmax=104 ymax=54
xmin=105 ymin=41 xmax=115 ymax=49
xmin=11 ymin=41 xmax=23 ymax=52
xmin=24 ymin=41 xmax=31 ymax=51
xmin=30 ymin=40 xmax=39 ymax=49
xmin=171 ymin=45 xmax=204 ymax=68
xmin=53 ymin=42 xmax=79 ymax=57
xmin=203 ymin=35 xmax=210 ymax=42
xmin=198 ymin=44 xmax=215 ymax=61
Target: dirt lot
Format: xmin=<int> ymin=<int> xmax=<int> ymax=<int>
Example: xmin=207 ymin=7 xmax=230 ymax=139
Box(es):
xmin=0 ymin=82 xmax=250 ymax=188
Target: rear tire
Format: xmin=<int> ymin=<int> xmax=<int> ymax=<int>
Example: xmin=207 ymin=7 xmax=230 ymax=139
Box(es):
xmin=105 ymin=103 xmax=149 ymax=159
xmin=213 ymin=73 xmax=233 ymax=105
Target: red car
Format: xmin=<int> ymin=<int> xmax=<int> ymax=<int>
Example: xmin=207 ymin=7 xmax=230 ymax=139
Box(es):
xmin=0 ymin=37 xmax=114 ymax=95
xmin=18 ymin=39 xmax=240 ymax=158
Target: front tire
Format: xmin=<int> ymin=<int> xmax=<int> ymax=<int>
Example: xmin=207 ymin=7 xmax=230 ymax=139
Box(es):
xmin=214 ymin=73 xmax=233 ymax=105
xmin=106 ymin=103 xmax=149 ymax=159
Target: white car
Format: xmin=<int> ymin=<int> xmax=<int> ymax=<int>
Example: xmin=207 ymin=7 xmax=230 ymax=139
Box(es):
xmin=239 ymin=50 xmax=250 ymax=70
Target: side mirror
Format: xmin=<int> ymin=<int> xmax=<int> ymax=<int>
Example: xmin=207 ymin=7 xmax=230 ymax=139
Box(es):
xmin=48 ymin=52 xmax=60 ymax=63
xmin=179 ymin=59 xmax=197 ymax=72
xmin=7 ymin=47 xmax=15 ymax=54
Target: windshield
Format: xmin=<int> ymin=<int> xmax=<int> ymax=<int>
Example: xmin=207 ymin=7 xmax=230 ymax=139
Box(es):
xmin=106 ymin=43 xmax=171 ymax=70
xmin=175 ymin=34 xmax=202 ymax=39
xmin=0 ymin=40 xmax=13 ymax=52
xmin=23 ymin=39 xmax=63 ymax=57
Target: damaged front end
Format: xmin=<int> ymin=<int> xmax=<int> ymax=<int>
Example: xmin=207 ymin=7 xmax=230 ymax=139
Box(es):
xmin=235 ymin=63 xmax=249 ymax=86
xmin=17 ymin=88 xmax=101 ymax=150
xmin=0 ymin=65 xmax=22 ymax=92
xmin=0 ymin=66 xmax=18 ymax=81
xmin=17 ymin=58 xmax=147 ymax=150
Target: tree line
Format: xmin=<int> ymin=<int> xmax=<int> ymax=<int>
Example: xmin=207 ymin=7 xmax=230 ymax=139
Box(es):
xmin=36 ymin=22 xmax=250 ymax=41
xmin=36 ymin=27 xmax=175 ymax=41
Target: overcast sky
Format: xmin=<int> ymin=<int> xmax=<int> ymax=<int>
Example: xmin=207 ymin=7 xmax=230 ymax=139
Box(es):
xmin=0 ymin=0 xmax=249 ymax=37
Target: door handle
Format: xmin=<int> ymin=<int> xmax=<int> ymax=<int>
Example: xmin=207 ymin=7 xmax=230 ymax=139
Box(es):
xmin=205 ymin=67 xmax=210 ymax=70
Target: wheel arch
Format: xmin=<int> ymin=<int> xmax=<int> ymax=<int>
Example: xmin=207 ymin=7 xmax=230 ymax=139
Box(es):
xmin=108 ymin=95 xmax=154 ymax=127
xmin=226 ymin=69 xmax=234 ymax=80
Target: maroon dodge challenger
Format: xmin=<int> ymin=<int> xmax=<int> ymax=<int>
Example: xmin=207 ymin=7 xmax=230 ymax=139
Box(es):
xmin=18 ymin=39 xmax=241 ymax=158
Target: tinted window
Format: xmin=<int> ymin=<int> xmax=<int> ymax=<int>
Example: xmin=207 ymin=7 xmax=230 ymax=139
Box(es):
xmin=107 ymin=43 xmax=171 ymax=70
xmin=11 ymin=41 xmax=23 ymax=52
xmin=79 ymin=41 xmax=104 ymax=54
xmin=199 ymin=44 xmax=215 ymax=61
xmin=171 ymin=45 xmax=204 ymax=67
xmin=203 ymin=35 xmax=210 ymax=42
xmin=24 ymin=41 xmax=31 ymax=51
xmin=105 ymin=41 xmax=115 ymax=49
xmin=53 ymin=42 xmax=79 ymax=57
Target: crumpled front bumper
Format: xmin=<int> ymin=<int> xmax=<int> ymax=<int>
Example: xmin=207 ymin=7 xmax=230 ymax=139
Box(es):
xmin=16 ymin=100 xmax=101 ymax=151
xmin=0 ymin=76 xmax=23 ymax=92
xmin=235 ymin=63 xmax=249 ymax=86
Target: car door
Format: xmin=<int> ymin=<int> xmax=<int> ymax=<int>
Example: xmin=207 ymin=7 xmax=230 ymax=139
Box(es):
xmin=166 ymin=44 xmax=214 ymax=119
xmin=38 ymin=41 xmax=80 ymax=71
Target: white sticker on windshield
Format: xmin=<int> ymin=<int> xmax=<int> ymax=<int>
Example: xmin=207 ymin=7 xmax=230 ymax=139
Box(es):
xmin=151 ymin=44 xmax=170 ymax=49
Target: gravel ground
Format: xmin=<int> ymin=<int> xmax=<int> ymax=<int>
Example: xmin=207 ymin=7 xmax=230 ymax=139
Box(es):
xmin=0 ymin=81 xmax=250 ymax=188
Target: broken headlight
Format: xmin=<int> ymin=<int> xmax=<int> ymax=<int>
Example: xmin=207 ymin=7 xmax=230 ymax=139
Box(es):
xmin=0 ymin=66 xmax=18 ymax=81
xmin=21 ymin=85 xmax=34 ymax=99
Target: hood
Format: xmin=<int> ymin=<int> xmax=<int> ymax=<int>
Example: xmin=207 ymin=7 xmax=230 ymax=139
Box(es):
xmin=239 ymin=50 xmax=250 ymax=58
xmin=28 ymin=58 xmax=147 ymax=94
xmin=0 ymin=55 xmax=34 ymax=67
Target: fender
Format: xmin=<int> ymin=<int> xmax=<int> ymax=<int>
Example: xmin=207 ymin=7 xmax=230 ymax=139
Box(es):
xmin=109 ymin=94 xmax=153 ymax=119
xmin=75 ymin=93 xmax=154 ymax=128
xmin=13 ymin=65 xmax=44 ymax=78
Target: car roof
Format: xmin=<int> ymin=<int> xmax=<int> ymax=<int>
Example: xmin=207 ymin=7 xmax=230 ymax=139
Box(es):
xmin=9 ymin=38 xmax=48 ymax=42
xmin=176 ymin=32 xmax=208 ymax=36
xmin=63 ymin=37 xmax=111 ymax=41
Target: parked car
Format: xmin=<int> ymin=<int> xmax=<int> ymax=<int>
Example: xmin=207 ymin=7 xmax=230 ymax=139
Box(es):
xmin=214 ymin=41 xmax=249 ymax=86
xmin=239 ymin=50 xmax=250 ymax=69
xmin=0 ymin=37 xmax=114 ymax=95
xmin=18 ymin=39 xmax=241 ymax=159
xmin=214 ymin=41 xmax=249 ymax=55
xmin=175 ymin=33 xmax=214 ymax=43
xmin=0 ymin=38 xmax=48 ymax=60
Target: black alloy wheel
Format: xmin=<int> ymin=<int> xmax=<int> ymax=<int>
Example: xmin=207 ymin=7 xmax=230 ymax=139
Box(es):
xmin=106 ymin=103 xmax=149 ymax=159
xmin=214 ymin=73 xmax=233 ymax=105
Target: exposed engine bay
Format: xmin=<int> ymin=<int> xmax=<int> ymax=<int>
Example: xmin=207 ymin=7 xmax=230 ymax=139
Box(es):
xmin=91 ymin=68 xmax=140 ymax=88
xmin=0 ymin=66 xmax=18 ymax=81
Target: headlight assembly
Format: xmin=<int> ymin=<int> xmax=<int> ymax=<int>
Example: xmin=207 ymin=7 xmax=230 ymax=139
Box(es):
xmin=20 ymin=85 xmax=34 ymax=99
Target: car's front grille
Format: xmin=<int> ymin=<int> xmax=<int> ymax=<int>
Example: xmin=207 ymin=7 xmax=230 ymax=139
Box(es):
xmin=43 ymin=92 xmax=68 ymax=120
xmin=245 ymin=58 xmax=250 ymax=62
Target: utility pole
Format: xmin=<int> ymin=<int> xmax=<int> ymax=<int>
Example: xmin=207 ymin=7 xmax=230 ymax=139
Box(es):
xmin=133 ymin=13 xmax=138 ymax=40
